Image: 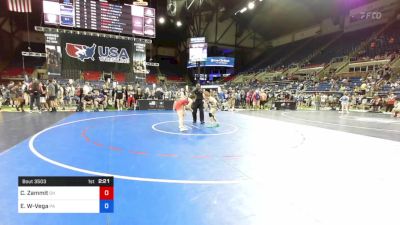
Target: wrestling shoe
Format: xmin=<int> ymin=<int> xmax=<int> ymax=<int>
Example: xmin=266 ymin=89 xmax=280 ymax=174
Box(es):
xmin=180 ymin=127 xmax=188 ymax=132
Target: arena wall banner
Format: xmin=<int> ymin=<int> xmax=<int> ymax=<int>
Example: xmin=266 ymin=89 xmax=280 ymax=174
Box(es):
xmin=133 ymin=42 xmax=147 ymax=74
xmin=187 ymin=57 xmax=235 ymax=68
xmin=60 ymin=33 xmax=133 ymax=73
xmin=45 ymin=32 xmax=62 ymax=76
xmin=344 ymin=0 xmax=400 ymax=32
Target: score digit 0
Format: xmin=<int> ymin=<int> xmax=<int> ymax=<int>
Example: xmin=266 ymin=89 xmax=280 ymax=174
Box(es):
xmin=100 ymin=186 xmax=113 ymax=200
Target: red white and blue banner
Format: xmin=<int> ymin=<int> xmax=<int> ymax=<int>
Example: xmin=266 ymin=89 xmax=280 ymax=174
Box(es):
xmin=8 ymin=0 xmax=32 ymax=13
xmin=60 ymin=33 xmax=133 ymax=73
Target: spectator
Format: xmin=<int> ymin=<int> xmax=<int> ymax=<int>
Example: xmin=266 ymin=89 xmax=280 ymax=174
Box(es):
xmin=386 ymin=93 xmax=396 ymax=112
xmin=47 ymin=79 xmax=57 ymax=112
xmin=339 ymin=92 xmax=350 ymax=113
xmin=29 ymin=79 xmax=43 ymax=113
xmin=315 ymin=92 xmax=321 ymax=111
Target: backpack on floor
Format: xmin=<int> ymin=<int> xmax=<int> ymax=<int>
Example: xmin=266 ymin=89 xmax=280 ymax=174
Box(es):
xmin=76 ymin=102 xmax=84 ymax=112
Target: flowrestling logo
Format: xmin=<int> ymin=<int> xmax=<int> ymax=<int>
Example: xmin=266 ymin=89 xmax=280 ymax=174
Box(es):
xmin=360 ymin=11 xmax=382 ymax=20
xmin=65 ymin=43 xmax=130 ymax=64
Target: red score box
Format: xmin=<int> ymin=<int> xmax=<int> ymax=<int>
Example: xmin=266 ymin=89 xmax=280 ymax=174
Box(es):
xmin=99 ymin=186 xmax=114 ymax=200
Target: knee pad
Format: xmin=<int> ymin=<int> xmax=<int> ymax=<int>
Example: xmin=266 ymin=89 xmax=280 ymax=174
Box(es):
xmin=209 ymin=113 xmax=213 ymax=118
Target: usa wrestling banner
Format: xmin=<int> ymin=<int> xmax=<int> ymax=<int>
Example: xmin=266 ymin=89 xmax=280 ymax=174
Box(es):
xmin=60 ymin=33 xmax=133 ymax=73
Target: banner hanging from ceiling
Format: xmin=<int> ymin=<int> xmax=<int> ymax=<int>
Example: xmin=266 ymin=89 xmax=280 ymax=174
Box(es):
xmin=60 ymin=33 xmax=133 ymax=73
xmin=133 ymin=42 xmax=147 ymax=74
xmin=45 ymin=32 xmax=62 ymax=76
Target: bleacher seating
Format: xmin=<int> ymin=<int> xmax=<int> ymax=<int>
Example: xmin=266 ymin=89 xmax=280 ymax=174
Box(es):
xmin=0 ymin=67 xmax=34 ymax=77
xmin=82 ymin=71 xmax=101 ymax=81
xmin=146 ymin=74 xmax=158 ymax=84
xmin=247 ymin=38 xmax=311 ymax=71
xmin=362 ymin=20 xmax=400 ymax=58
xmin=221 ymin=75 xmax=235 ymax=82
xmin=281 ymin=32 xmax=340 ymax=66
xmin=166 ymin=75 xmax=184 ymax=82
xmin=310 ymin=26 xmax=381 ymax=64
xmin=1 ymin=42 xmax=45 ymax=78
xmin=113 ymin=72 xmax=126 ymax=83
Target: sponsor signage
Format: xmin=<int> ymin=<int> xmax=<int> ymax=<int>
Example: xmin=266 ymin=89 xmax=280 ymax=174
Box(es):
xmin=187 ymin=57 xmax=235 ymax=68
xmin=189 ymin=37 xmax=206 ymax=44
xmin=137 ymin=100 xmax=174 ymax=110
xmin=345 ymin=0 xmax=399 ymax=32
xmin=22 ymin=52 xmax=46 ymax=57
xmin=133 ymin=1 xmax=149 ymax=6
xmin=145 ymin=62 xmax=159 ymax=67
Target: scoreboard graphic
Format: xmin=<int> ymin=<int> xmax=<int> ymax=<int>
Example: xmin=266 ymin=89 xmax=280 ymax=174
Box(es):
xmin=18 ymin=176 xmax=114 ymax=213
xmin=43 ymin=0 xmax=156 ymax=38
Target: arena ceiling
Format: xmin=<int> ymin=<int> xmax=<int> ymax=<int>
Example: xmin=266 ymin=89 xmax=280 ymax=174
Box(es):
xmin=182 ymin=0 xmax=379 ymax=40
xmin=0 ymin=0 xmax=379 ymax=43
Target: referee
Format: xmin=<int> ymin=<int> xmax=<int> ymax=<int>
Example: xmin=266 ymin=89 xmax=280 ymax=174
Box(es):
xmin=192 ymin=84 xmax=205 ymax=124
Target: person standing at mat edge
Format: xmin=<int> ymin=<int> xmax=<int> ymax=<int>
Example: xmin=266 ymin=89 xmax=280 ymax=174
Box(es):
xmin=29 ymin=79 xmax=43 ymax=113
xmin=339 ymin=92 xmax=350 ymax=114
xmin=192 ymin=84 xmax=205 ymax=124
xmin=173 ymin=97 xmax=192 ymax=132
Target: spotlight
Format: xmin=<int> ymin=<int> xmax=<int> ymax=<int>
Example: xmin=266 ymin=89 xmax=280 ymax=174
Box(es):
xmin=248 ymin=2 xmax=255 ymax=10
xmin=158 ymin=17 xmax=165 ymax=24
xmin=176 ymin=20 xmax=182 ymax=27
xmin=240 ymin=7 xmax=247 ymax=13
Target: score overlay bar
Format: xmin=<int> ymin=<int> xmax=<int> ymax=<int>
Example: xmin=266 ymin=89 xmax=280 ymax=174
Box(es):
xmin=18 ymin=176 xmax=114 ymax=213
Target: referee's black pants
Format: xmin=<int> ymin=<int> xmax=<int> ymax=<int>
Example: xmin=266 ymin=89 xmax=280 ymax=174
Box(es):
xmin=192 ymin=100 xmax=204 ymax=123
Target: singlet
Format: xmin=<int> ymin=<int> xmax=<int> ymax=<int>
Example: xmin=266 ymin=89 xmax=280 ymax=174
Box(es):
xmin=207 ymin=97 xmax=218 ymax=109
xmin=84 ymin=95 xmax=93 ymax=101
xmin=115 ymin=90 xmax=124 ymax=99
xmin=175 ymin=99 xmax=189 ymax=110
xmin=41 ymin=86 xmax=47 ymax=97
xmin=97 ymin=94 xmax=105 ymax=102
xmin=127 ymin=91 xmax=135 ymax=97
xmin=102 ymin=89 xmax=109 ymax=96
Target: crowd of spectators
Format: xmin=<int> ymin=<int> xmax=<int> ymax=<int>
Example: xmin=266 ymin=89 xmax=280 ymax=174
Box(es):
xmin=217 ymin=65 xmax=400 ymax=117
xmin=0 ymin=79 xmax=188 ymax=113
xmin=0 ymin=74 xmax=399 ymax=117
xmin=1 ymin=59 xmax=400 ymax=117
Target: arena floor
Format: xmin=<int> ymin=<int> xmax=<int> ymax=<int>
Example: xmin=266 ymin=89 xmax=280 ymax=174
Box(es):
xmin=0 ymin=110 xmax=399 ymax=225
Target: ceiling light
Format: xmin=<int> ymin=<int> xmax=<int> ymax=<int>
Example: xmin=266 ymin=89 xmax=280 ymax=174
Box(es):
xmin=158 ymin=17 xmax=165 ymax=24
xmin=240 ymin=7 xmax=247 ymax=13
xmin=248 ymin=2 xmax=255 ymax=10
xmin=176 ymin=21 xmax=182 ymax=27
